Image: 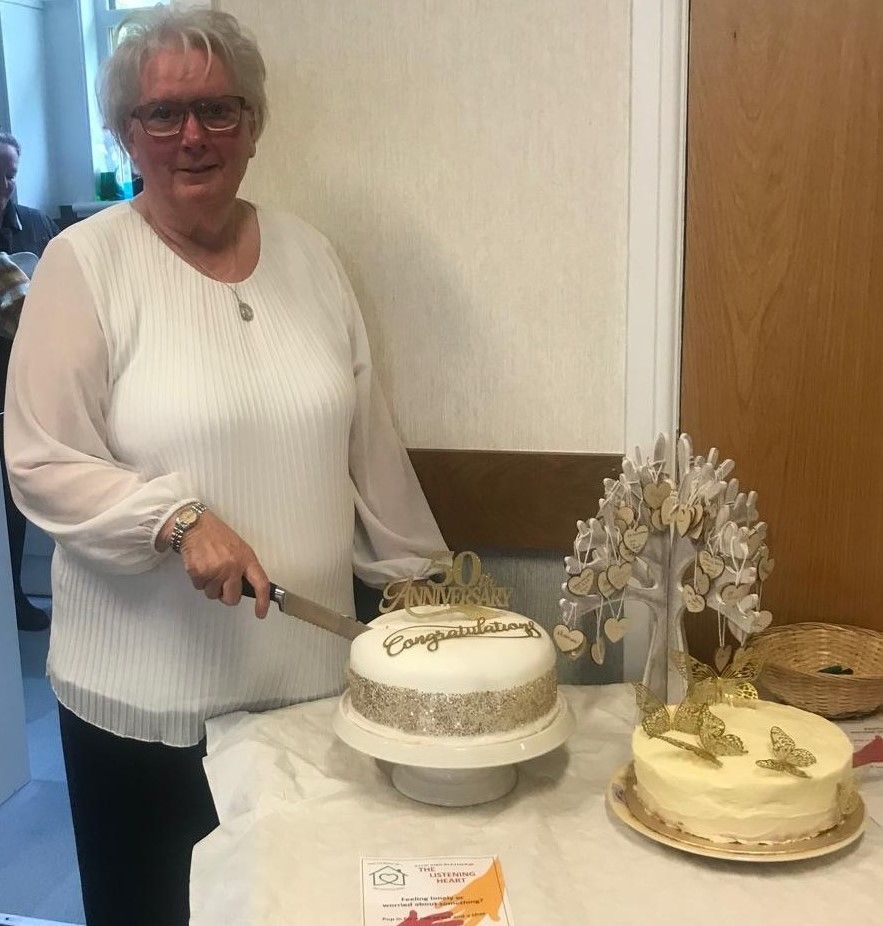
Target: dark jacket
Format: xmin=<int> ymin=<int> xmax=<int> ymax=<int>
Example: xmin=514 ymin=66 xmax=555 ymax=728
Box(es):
xmin=0 ymin=200 xmax=58 ymax=259
xmin=0 ymin=201 xmax=59 ymax=391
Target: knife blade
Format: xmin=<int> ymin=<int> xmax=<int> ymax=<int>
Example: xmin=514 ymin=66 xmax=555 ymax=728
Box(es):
xmin=241 ymin=578 xmax=369 ymax=641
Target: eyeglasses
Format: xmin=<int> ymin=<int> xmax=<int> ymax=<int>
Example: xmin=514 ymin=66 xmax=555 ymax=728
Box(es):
xmin=130 ymin=96 xmax=249 ymax=137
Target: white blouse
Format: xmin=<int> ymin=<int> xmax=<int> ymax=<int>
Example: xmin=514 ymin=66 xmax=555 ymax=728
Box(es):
xmin=4 ymin=203 xmax=445 ymax=746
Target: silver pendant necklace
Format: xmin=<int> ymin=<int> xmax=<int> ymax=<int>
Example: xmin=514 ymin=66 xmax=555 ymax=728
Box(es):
xmin=221 ymin=281 xmax=254 ymax=322
xmin=144 ymin=205 xmax=255 ymax=322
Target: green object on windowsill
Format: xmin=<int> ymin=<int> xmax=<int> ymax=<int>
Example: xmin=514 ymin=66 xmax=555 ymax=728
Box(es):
xmin=818 ymin=665 xmax=854 ymax=675
xmin=96 ymin=171 xmax=124 ymax=201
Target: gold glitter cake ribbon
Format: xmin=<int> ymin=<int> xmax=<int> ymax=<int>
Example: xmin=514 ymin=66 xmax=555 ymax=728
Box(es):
xmin=347 ymin=668 xmax=558 ymax=737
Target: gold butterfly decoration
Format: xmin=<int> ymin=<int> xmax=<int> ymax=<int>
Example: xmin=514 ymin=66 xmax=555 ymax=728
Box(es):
xmin=634 ymin=683 xmax=703 ymax=737
xmin=670 ymin=649 xmax=762 ymax=706
xmin=655 ymin=734 xmax=722 ymax=767
xmin=632 ymin=686 xmax=747 ymax=767
xmin=696 ymin=705 xmax=748 ymax=757
xmin=755 ymin=726 xmax=817 ymax=778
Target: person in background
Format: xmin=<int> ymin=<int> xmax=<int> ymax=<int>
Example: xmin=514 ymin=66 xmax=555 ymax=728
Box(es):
xmin=0 ymin=130 xmax=57 ymax=631
xmin=0 ymin=133 xmax=58 ymax=257
xmin=4 ymin=9 xmax=445 ymax=926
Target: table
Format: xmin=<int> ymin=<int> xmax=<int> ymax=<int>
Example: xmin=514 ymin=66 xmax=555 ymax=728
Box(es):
xmin=189 ymin=685 xmax=883 ymax=925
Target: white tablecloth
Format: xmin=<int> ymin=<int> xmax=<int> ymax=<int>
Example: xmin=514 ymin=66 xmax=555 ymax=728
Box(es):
xmin=190 ymin=685 xmax=883 ymax=925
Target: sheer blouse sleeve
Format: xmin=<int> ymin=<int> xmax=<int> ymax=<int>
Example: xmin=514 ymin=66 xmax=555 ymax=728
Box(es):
xmin=4 ymin=237 xmax=195 ymax=574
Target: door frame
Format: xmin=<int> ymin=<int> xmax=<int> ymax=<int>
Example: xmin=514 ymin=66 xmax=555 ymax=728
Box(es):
xmin=623 ymin=0 xmax=690 ymax=680
xmin=625 ymin=0 xmax=689 ymax=452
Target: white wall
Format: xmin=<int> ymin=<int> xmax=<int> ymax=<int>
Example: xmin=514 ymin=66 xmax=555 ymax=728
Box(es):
xmin=221 ymin=0 xmax=630 ymax=453
xmin=0 ymin=0 xmax=53 ymax=214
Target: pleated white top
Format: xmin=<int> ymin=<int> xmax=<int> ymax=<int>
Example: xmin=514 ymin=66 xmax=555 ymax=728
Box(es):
xmin=4 ymin=203 xmax=445 ymax=746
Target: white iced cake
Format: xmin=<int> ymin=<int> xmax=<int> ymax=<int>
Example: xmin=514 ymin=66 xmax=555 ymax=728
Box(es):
xmin=346 ymin=606 xmax=558 ymax=741
xmin=632 ymin=700 xmax=856 ymax=844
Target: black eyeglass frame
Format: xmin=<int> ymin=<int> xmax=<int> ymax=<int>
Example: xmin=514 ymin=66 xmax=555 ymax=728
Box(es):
xmin=130 ymin=95 xmax=251 ymax=137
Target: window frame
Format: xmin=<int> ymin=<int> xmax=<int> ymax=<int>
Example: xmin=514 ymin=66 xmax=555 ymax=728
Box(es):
xmin=86 ymin=1 xmax=172 ymax=195
xmin=92 ymin=1 xmax=171 ymax=64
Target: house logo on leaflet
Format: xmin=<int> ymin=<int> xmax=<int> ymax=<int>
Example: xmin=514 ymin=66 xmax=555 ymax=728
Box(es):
xmin=369 ymin=864 xmax=407 ymax=889
xmin=379 ymin=551 xmax=514 ymax=613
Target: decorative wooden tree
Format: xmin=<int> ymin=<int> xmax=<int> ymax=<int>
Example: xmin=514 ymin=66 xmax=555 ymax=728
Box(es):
xmin=554 ymin=434 xmax=774 ymax=700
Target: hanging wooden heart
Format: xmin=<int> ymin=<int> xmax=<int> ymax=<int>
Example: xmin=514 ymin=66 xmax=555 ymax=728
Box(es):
xmin=566 ymin=568 xmax=595 ymax=597
xmin=675 ymin=506 xmax=693 ymax=537
xmin=747 ymin=526 xmax=766 ymax=556
xmin=699 ymin=550 xmax=725 ymax=579
xmin=607 ymin=562 xmax=632 ymax=591
xmin=643 ymin=481 xmax=673 ymax=510
xmin=597 ymin=571 xmax=615 ymax=598
xmin=753 ymin=610 xmax=773 ymax=632
xmin=689 ymin=515 xmax=705 ymax=540
xmin=623 ymin=525 xmax=650 ymax=553
xmin=604 ymin=618 xmax=629 ymax=643
xmin=693 ymin=571 xmax=711 ymax=596
xmin=682 ymin=584 xmax=706 ymax=613
xmin=553 ymin=624 xmax=586 ymax=656
xmin=661 ymin=495 xmax=678 ymax=526
xmin=758 ymin=555 xmax=775 ymax=581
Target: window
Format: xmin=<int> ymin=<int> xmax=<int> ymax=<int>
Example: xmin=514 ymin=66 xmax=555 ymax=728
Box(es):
xmin=84 ymin=1 xmax=171 ymax=199
xmin=93 ymin=0 xmax=172 ymax=64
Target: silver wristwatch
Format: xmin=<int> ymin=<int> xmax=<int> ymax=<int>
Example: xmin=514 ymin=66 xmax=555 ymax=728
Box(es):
xmin=169 ymin=502 xmax=208 ymax=553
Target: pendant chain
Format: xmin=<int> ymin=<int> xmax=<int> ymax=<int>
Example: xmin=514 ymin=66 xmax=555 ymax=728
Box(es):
xmin=143 ymin=205 xmax=255 ymax=322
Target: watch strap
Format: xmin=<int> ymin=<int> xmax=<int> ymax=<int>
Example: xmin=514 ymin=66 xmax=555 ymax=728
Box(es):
xmin=169 ymin=501 xmax=208 ymax=553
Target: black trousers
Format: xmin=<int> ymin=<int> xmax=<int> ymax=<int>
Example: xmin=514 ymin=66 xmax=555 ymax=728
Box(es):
xmin=58 ymin=703 xmax=220 ymax=926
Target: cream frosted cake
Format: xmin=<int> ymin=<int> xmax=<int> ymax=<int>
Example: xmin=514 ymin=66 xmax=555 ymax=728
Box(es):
xmin=632 ymin=699 xmax=856 ymax=844
xmin=346 ymin=606 xmax=559 ymax=742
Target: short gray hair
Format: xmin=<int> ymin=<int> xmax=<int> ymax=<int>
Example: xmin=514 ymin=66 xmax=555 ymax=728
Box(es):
xmin=0 ymin=132 xmax=20 ymax=155
xmin=99 ymin=7 xmax=268 ymax=150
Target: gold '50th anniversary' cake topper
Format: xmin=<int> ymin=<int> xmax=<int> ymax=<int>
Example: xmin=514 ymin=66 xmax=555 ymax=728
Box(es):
xmin=380 ymin=551 xmax=514 ymax=616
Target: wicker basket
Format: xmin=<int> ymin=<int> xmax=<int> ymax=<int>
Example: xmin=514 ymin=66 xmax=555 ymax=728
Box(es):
xmin=745 ymin=622 xmax=883 ymax=718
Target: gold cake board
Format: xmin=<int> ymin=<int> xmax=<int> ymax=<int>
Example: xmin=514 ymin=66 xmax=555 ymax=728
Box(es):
xmin=606 ymin=763 xmax=866 ymax=863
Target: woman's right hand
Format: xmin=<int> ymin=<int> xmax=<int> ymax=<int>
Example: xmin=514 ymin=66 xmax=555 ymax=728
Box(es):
xmin=158 ymin=508 xmax=271 ymax=619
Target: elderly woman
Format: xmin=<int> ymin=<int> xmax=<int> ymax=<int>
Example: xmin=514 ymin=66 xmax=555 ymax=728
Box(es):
xmin=5 ymin=9 xmax=444 ymax=925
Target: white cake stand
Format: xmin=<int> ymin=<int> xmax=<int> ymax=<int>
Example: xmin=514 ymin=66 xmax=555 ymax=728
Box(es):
xmin=333 ymin=691 xmax=574 ymax=806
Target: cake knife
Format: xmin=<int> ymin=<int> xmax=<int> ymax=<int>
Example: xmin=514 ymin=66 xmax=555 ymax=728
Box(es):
xmin=241 ymin=578 xmax=370 ymax=641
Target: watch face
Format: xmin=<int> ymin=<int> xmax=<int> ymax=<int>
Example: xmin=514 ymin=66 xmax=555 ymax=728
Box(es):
xmin=178 ymin=508 xmax=199 ymax=528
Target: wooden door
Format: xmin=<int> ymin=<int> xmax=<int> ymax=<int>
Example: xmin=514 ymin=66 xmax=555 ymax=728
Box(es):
xmin=681 ymin=0 xmax=883 ymax=654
